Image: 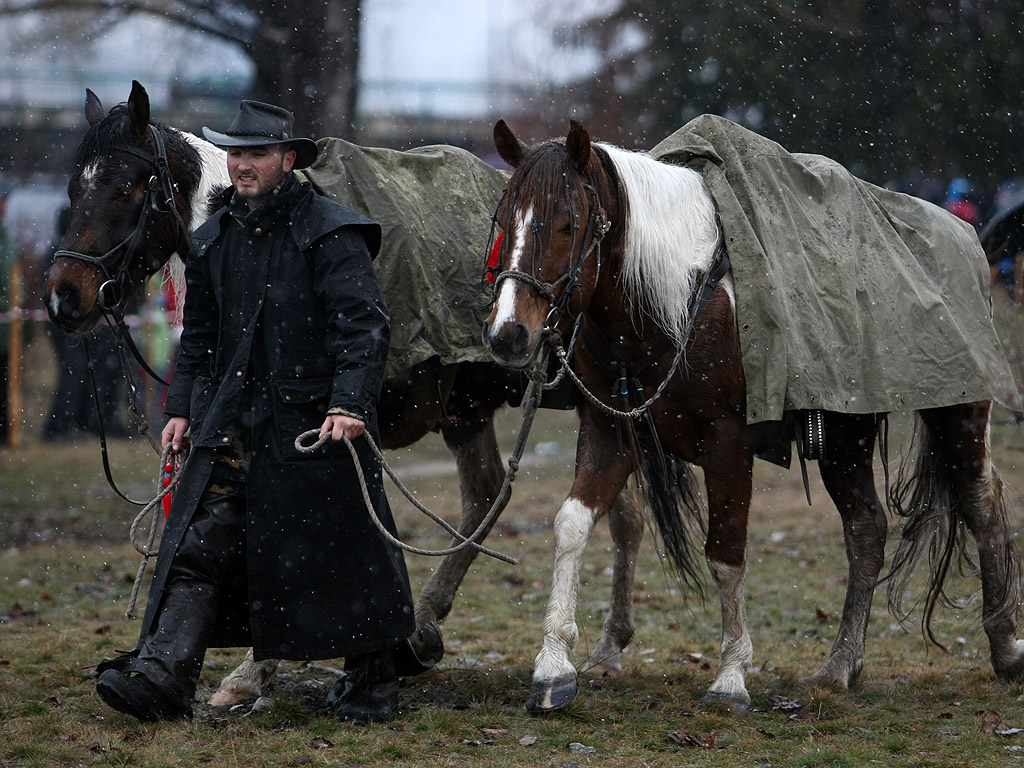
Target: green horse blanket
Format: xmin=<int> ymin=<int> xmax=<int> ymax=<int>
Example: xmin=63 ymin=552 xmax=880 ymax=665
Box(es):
xmin=300 ymin=138 xmax=508 ymax=379
xmin=651 ymin=115 xmax=1019 ymax=423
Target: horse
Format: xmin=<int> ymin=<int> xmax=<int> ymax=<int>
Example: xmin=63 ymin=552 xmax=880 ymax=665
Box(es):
xmin=482 ymin=117 xmax=1024 ymax=714
xmin=42 ymin=81 xmax=633 ymax=708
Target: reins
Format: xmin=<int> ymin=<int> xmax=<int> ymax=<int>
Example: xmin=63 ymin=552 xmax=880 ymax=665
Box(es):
xmin=292 ymin=355 xmax=555 ymax=566
xmin=550 ymin=244 xmax=731 ymax=421
xmin=67 ymin=121 xmax=195 ymax=503
xmin=124 ymin=443 xmax=188 ymax=618
xmin=120 ymin=350 xmax=554 ymax=619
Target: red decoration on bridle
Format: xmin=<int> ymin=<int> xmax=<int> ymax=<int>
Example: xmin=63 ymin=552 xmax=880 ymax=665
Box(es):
xmin=486 ymin=230 xmax=504 ymax=284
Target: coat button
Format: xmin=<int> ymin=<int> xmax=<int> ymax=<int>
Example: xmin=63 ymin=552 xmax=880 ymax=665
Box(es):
xmin=235 ymin=370 xmax=243 ymax=378
xmin=222 ymin=437 xmax=229 ymax=443
xmin=285 ymin=395 xmax=292 ymax=401
xmin=255 ymin=227 xmax=263 ymax=235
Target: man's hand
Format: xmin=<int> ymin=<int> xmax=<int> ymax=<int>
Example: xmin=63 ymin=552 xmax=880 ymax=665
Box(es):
xmin=320 ymin=413 xmax=366 ymax=442
xmin=162 ymin=416 xmax=191 ymax=454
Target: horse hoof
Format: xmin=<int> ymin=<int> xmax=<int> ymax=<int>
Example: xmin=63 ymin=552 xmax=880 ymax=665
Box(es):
xmin=809 ymin=668 xmax=853 ymax=691
xmin=525 ymin=676 xmax=578 ymax=714
xmin=208 ymin=688 xmax=257 ymax=708
xmin=395 ymin=620 xmax=444 ymax=677
xmin=702 ymin=689 xmax=750 ymax=713
xmin=994 ymin=640 xmax=1024 ymax=684
xmin=995 ymin=660 xmax=1024 ymax=684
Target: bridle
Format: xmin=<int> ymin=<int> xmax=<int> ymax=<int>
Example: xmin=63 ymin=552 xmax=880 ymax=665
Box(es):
xmin=490 ymin=165 xmax=730 ymax=421
xmin=55 ymin=123 xmax=192 ymax=318
xmin=490 ymin=179 xmax=611 ymax=330
xmin=55 ymin=122 xmax=195 ymax=506
xmin=54 ymin=122 xmax=193 ymax=387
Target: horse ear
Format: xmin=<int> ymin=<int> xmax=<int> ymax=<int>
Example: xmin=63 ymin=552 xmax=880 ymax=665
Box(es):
xmin=493 ymin=119 xmax=525 ymax=168
xmin=566 ymin=120 xmax=591 ymax=174
xmin=84 ymin=89 xmax=105 ymax=126
xmin=127 ymin=80 xmax=151 ymax=138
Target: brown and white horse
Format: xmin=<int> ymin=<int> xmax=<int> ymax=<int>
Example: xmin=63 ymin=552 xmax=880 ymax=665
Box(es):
xmin=483 ymin=119 xmax=1024 ymax=713
xmin=43 ymin=81 xmax=574 ymax=707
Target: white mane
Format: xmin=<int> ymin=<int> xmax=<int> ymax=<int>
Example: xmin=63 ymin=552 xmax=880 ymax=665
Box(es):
xmin=162 ymin=130 xmax=229 ymax=304
xmin=597 ymin=143 xmax=721 ymax=346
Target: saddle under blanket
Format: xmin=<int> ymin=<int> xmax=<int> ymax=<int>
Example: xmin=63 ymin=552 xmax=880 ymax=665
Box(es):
xmin=299 ymin=138 xmax=508 ymax=379
xmin=651 ymin=114 xmax=1020 ymax=424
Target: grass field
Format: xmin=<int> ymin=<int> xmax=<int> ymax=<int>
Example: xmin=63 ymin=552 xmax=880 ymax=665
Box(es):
xmin=5 ymin=328 xmax=1024 ymax=767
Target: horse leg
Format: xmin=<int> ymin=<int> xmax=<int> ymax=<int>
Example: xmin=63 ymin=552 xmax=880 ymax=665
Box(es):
xmin=208 ymin=649 xmax=280 ymax=707
xmin=701 ymin=437 xmax=754 ymax=712
xmin=810 ymin=413 xmax=887 ymax=690
xmin=585 ymin=486 xmax=644 ymax=676
xmin=921 ymin=404 xmax=1024 ymax=681
xmin=527 ymin=423 xmax=627 ymax=713
xmin=410 ymin=411 xmax=505 ymax=663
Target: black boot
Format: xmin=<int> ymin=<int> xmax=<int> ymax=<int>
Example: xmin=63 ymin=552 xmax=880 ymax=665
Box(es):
xmin=95 ymin=583 xmax=217 ymax=722
xmin=325 ymin=648 xmax=400 ymax=723
xmin=95 ymin=492 xmax=242 ymax=722
xmin=95 ymin=666 xmax=193 ymax=722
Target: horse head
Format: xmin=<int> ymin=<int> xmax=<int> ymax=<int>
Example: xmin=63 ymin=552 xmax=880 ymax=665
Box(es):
xmin=483 ymin=119 xmax=618 ymax=370
xmin=45 ymin=80 xmax=216 ymax=334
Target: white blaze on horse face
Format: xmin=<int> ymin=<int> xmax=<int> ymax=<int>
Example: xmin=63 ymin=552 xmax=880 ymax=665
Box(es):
xmin=490 ymin=202 xmax=534 ymax=330
xmin=79 ymin=160 xmax=101 ymax=195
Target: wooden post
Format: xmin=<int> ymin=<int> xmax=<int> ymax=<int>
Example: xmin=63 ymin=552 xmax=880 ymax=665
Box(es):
xmin=7 ymin=258 xmax=22 ymax=448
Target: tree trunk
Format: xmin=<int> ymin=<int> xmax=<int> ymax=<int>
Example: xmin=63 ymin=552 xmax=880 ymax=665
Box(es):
xmin=247 ymin=0 xmax=360 ymax=139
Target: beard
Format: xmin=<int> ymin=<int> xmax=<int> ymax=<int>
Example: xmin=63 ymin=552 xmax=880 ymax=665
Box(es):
xmin=231 ymin=160 xmax=288 ymax=205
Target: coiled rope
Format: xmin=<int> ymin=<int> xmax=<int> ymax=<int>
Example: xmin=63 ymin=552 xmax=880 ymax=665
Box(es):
xmin=292 ymin=383 xmax=546 ymax=566
xmin=125 ymin=444 xmax=187 ymax=619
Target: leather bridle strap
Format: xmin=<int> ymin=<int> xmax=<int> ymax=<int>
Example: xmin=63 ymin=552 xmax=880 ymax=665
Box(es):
xmin=492 ymin=180 xmax=611 ymax=322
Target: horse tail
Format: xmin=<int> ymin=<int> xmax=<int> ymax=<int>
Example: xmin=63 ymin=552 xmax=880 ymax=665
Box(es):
xmin=885 ymin=414 xmax=1019 ymax=648
xmin=619 ymin=395 xmax=707 ymax=601
xmin=642 ymin=452 xmax=707 ymax=601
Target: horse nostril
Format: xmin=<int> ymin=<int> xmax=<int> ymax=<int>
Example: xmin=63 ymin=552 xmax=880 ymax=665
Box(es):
xmin=53 ymin=284 xmax=81 ymax=319
xmin=510 ymin=322 xmax=532 ymax=356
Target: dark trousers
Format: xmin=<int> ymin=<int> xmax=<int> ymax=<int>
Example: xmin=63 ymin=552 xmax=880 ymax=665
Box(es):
xmin=135 ymin=491 xmax=247 ymax=701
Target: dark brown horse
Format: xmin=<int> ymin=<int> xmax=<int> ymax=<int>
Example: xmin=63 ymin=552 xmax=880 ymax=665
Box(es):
xmin=483 ymin=118 xmax=1024 ymax=713
xmin=43 ymin=81 xmax=534 ymax=706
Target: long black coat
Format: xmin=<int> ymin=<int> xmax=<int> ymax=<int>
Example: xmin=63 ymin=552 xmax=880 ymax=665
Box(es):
xmin=140 ymin=178 xmax=415 ymax=661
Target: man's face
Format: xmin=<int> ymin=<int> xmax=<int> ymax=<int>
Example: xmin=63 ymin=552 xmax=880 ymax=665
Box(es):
xmin=227 ymin=145 xmax=297 ymax=209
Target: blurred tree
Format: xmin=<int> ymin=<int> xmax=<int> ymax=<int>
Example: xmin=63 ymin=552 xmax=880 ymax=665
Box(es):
xmin=557 ymin=0 xmax=1024 ymax=187
xmin=0 ymin=0 xmax=362 ymax=138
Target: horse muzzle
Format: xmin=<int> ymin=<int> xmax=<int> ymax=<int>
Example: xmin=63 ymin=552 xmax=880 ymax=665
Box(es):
xmin=482 ymin=315 xmax=544 ymax=370
xmin=44 ymin=277 xmax=102 ymax=334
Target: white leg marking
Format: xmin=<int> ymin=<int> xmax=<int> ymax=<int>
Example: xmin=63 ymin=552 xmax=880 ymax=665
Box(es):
xmin=707 ymin=559 xmax=753 ymax=699
xmin=534 ymin=497 xmax=600 ymax=682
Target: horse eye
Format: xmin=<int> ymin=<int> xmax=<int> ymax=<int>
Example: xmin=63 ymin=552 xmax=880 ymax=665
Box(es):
xmin=118 ymin=182 xmax=134 ymax=197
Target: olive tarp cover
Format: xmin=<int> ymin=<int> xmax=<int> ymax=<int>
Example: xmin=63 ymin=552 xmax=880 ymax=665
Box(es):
xmin=651 ymin=115 xmax=1020 ymax=424
xmin=299 ymin=138 xmax=508 ymax=379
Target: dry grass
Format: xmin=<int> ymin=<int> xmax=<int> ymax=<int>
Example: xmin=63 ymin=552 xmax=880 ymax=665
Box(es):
xmin=4 ymin=331 xmax=1024 ymax=766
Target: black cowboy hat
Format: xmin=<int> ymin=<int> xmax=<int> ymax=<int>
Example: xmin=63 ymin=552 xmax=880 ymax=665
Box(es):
xmin=203 ymin=100 xmax=319 ymax=170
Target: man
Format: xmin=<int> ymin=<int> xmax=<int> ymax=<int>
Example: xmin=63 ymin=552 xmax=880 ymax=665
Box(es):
xmin=95 ymin=101 xmax=415 ymax=723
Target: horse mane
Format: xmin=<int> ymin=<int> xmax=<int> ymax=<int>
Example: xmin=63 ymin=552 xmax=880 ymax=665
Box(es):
xmin=595 ymin=143 xmax=721 ymax=347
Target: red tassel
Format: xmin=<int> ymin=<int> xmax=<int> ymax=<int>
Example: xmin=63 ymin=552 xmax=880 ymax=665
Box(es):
xmin=486 ymin=231 xmax=504 ymax=284
xmin=162 ymin=462 xmax=174 ymax=518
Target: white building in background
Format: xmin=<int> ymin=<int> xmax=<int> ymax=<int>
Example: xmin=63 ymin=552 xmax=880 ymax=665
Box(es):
xmin=0 ymin=0 xmax=609 ymax=120
xmin=0 ymin=0 xmax=612 ymax=256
